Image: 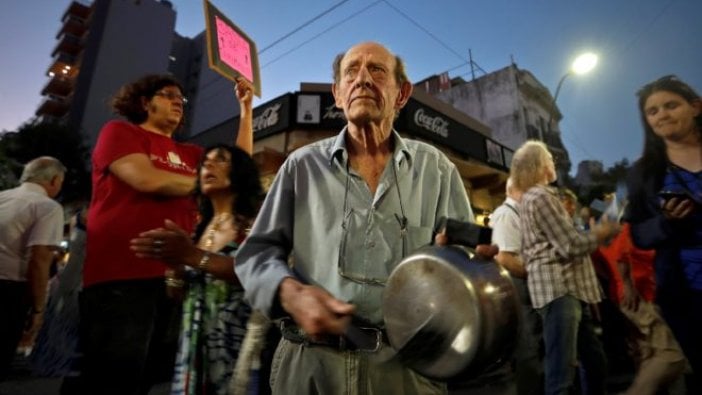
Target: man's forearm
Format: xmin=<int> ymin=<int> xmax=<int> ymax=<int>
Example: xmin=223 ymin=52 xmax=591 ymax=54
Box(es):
xmin=26 ymin=248 xmax=54 ymax=313
xmin=495 ymin=251 xmax=527 ymax=278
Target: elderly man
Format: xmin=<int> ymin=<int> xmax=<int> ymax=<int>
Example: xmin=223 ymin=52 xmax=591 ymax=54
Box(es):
xmin=236 ymin=42 xmax=474 ymax=394
xmin=489 ymin=177 xmax=543 ymax=395
xmin=0 ymin=156 xmax=65 ymax=377
xmin=511 ymin=141 xmax=619 ymax=395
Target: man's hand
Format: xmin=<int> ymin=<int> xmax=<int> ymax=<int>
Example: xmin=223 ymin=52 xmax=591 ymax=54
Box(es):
xmin=19 ymin=311 xmax=44 ymax=349
xmin=590 ymin=216 xmax=621 ymax=245
xmin=278 ymin=278 xmax=355 ymax=338
xmin=434 ymin=228 xmax=499 ymax=259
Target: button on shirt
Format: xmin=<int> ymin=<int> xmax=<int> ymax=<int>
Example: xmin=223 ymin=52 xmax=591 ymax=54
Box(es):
xmin=520 ymin=185 xmax=601 ymax=308
xmin=235 ymin=128 xmax=473 ymax=325
xmin=0 ymin=183 xmax=64 ymax=281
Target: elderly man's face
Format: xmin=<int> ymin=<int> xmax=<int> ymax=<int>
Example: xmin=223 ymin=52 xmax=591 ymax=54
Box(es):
xmin=332 ymin=42 xmax=403 ymax=125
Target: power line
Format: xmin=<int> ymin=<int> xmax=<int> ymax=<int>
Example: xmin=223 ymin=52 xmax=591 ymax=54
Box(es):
xmin=446 ymin=61 xmax=469 ymax=72
xmin=381 ymin=0 xmax=467 ymax=63
xmin=261 ymin=0 xmax=384 ymax=69
xmin=619 ymin=0 xmax=676 ymax=55
xmin=258 ymin=0 xmax=352 ymax=54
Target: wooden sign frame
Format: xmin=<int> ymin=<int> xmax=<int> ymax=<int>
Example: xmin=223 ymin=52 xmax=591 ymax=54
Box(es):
xmin=203 ymin=0 xmax=261 ymax=97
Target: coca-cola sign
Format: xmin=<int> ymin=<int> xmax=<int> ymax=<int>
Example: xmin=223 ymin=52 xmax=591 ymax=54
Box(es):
xmin=413 ymin=108 xmax=449 ymax=138
xmin=253 ymin=103 xmax=282 ymax=133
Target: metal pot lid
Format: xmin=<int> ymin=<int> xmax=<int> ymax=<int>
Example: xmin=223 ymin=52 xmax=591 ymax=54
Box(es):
xmin=382 ymin=245 xmax=483 ymax=379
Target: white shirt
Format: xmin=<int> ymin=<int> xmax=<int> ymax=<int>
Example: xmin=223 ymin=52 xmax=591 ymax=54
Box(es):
xmin=491 ymin=196 xmax=521 ymax=253
xmin=0 ymin=182 xmax=64 ymax=281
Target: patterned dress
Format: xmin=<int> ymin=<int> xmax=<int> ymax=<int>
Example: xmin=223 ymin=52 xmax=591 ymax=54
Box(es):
xmin=171 ymin=241 xmax=252 ymax=395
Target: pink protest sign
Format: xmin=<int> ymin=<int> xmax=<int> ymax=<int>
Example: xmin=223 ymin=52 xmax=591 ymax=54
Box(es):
xmin=215 ymin=15 xmax=253 ymax=82
xmin=203 ymin=0 xmax=261 ymax=96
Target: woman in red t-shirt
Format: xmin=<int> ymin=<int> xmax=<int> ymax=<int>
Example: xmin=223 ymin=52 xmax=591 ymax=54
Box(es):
xmin=80 ymin=74 xmax=251 ymax=395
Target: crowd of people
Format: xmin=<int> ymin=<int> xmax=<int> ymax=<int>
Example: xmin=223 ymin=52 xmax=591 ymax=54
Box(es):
xmin=0 ymin=41 xmax=700 ymax=395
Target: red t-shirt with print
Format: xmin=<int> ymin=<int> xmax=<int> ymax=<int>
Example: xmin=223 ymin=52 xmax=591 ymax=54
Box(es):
xmin=84 ymin=120 xmax=203 ymax=287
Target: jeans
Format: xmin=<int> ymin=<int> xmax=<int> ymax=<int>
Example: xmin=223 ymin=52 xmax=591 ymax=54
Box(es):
xmin=79 ymin=279 xmax=181 ymax=395
xmin=538 ymin=295 xmax=606 ymax=395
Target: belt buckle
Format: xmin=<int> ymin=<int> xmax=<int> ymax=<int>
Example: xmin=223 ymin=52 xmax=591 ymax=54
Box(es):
xmin=279 ymin=318 xmax=312 ymax=346
xmin=356 ymin=326 xmax=382 ymax=353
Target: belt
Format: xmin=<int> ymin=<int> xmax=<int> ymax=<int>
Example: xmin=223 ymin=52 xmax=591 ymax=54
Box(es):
xmin=279 ymin=318 xmax=387 ymax=352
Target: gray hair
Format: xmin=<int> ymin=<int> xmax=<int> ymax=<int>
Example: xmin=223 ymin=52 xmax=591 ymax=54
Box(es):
xmin=20 ymin=156 xmax=66 ymax=183
xmin=510 ymin=140 xmax=550 ymax=192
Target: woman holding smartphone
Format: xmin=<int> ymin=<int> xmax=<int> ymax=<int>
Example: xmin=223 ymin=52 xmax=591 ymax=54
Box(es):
xmin=625 ymin=75 xmax=701 ymax=390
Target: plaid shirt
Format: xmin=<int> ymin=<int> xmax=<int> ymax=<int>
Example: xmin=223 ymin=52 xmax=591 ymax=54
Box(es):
xmin=521 ymin=185 xmax=602 ymax=308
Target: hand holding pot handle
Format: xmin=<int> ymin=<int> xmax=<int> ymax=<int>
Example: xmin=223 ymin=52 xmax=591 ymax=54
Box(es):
xmin=278 ymin=277 xmax=355 ymax=339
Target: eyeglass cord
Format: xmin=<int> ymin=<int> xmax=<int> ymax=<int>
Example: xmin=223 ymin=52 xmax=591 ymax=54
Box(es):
xmin=342 ymin=153 xmax=408 ymax=256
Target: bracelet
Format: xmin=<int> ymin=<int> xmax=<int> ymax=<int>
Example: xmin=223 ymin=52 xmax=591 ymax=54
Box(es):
xmin=30 ymin=307 xmax=44 ymax=314
xmin=198 ymin=251 xmax=212 ymax=271
xmin=164 ymin=276 xmax=185 ymax=288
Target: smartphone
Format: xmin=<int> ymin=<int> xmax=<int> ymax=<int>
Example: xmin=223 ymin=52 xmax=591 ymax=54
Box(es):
xmin=658 ymin=190 xmax=691 ymax=202
xmin=441 ymin=218 xmax=492 ymax=247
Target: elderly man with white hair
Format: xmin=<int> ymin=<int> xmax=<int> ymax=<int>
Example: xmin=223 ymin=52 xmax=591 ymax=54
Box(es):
xmin=0 ymin=156 xmax=65 ymax=377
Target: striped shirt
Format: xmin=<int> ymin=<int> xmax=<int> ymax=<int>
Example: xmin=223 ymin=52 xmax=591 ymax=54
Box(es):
xmin=520 ymin=185 xmax=602 ymax=308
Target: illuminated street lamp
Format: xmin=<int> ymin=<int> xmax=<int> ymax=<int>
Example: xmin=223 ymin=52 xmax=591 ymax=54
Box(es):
xmin=546 ymin=52 xmax=599 ymax=136
xmin=545 ymin=52 xmax=598 ymax=180
xmin=552 ymin=52 xmax=599 ymax=105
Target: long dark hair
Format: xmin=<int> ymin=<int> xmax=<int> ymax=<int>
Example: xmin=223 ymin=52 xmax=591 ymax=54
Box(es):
xmin=111 ymin=74 xmax=185 ymax=127
xmin=635 ymin=75 xmax=702 ymax=186
xmin=192 ymin=144 xmax=264 ymax=242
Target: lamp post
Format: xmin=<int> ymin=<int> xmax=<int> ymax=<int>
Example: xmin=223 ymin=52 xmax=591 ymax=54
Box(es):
xmin=545 ymin=52 xmax=598 ymax=184
xmin=547 ymin=52 xmax=598 ymax=134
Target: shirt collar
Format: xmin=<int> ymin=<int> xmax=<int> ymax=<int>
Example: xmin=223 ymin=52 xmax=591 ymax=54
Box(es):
xmin=20 ymin=182 xmax=49 ymax=197
xmin=329 ymin=127 xmax=412 ymax=168
xmin=505 ymin=196 xmax=519 ymax=207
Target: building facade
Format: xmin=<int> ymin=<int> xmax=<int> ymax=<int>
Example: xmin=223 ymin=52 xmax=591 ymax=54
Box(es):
xmin=36 ymin=0 xmax=512 ymax=216
xmin=189 ymin=83 xmax=513 ymax=217
xmin=35 ymin=0 xmax=238 ymax=148
xmin=37 ymin=0 xmax=182 ymax=147
xmin=421 ymin=64 xmax=572 ymax=179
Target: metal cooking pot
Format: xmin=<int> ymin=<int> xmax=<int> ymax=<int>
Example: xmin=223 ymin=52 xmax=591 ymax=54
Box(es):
xmin=381 ymin=245 xmax=520 ymax=381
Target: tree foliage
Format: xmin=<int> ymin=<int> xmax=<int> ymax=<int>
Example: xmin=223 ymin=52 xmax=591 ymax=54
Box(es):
xmin=576 ymin=158 xmax=631 ymax=204
xmin=0 ymin=121 xmax=91 ymax=203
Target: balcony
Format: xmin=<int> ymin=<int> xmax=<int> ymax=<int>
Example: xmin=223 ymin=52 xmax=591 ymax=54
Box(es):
xmin=58 ymin=15 xmax=88 ymax=38
xmin=41 ymin=75 xmax=74 ymax=97
xmin=62 ymin=1 xmax=91 ymax=22
xmin=46 ymin=52 xmax=78 ymax=78
xmin=51 ymin=33 xmax=83 ymax=57
xmin=36 ymin=95 xmax=71 ymax=118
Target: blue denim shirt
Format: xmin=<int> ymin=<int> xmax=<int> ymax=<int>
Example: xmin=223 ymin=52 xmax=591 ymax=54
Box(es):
xmin=235 ymin=128 xmax=474 ymax=325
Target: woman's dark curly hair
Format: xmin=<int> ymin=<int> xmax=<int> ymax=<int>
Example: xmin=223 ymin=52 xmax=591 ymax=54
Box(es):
xmin=192 ymin=144 xmax=264 ymax=242
xmin=111 ymin=74 xmax=185 ymax=127
xmin=636 ymin=75 xmax=702 ymax=185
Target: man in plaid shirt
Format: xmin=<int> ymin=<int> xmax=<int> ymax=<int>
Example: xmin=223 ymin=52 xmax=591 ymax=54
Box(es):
xmin=510 ymin=141 xmax=620 ymax=395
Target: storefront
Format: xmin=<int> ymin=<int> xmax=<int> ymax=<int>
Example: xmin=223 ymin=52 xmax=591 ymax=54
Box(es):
xmin=190 ymin=83 xmax=513 ymax=217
